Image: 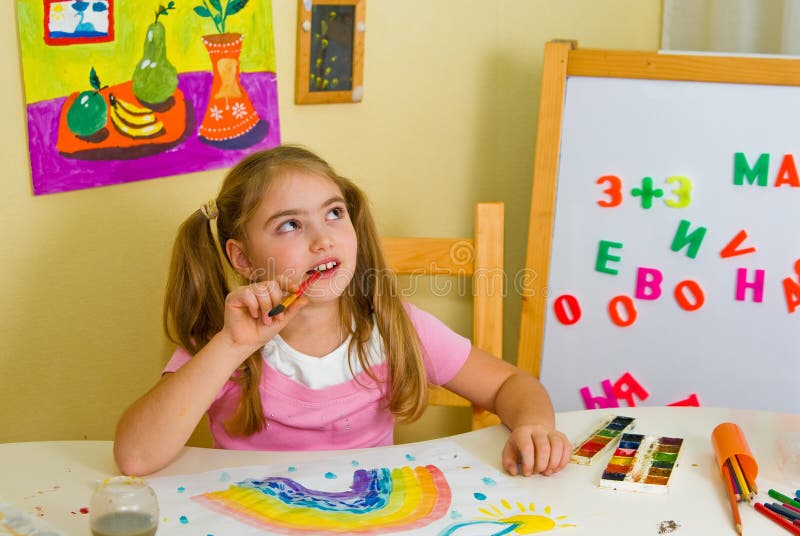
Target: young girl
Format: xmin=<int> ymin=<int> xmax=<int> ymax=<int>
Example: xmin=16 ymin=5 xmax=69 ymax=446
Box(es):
xmin=113 ymin=145 xmax=571 ymax=477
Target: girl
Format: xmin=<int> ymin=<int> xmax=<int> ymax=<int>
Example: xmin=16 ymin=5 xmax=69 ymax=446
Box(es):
xmin=113 ymin=145 xmax=571 ymax=477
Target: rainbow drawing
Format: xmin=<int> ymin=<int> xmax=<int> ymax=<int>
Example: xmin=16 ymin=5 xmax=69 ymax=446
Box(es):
xmin=193 ymin=464 xmax=452 ymax=534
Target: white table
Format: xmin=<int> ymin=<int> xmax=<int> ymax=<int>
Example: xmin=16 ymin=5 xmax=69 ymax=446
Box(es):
xmin=1 ymin=406 xmax=799 ymax=535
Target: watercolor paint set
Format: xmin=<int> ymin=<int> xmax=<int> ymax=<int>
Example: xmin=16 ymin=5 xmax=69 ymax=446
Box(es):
xmin=599 ymin=433 xmax=684 ymax=494
xmin=570 ymin=415 xmax=636 ymax=465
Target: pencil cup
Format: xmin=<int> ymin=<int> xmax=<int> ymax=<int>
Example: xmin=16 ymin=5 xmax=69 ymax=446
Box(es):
xmin=711 ymin=422 xmax=758 ymax=483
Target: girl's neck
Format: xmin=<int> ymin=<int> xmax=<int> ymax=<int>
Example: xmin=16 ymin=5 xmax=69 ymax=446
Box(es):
xmin=278 ymin=301 xmax=345 ymax=357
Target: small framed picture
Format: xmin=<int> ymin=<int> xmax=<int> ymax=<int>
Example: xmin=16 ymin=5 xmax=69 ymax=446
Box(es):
xmin=44 ymin=0 xmax=115 ymax=46
xmin=295 ymin=0 xmax=366 ymax=104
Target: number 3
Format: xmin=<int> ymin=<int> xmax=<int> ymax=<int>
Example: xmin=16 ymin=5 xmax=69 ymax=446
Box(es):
xmin=596 ymin=175 xmax=622 ymax=207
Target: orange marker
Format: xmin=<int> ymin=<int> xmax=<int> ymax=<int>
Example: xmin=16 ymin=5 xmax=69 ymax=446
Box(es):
xmin=267 ymin=271 xmax=321 ymax=317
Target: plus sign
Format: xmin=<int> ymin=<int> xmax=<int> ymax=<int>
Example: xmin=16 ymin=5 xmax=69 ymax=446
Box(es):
xmin=630 ymin=177 xmax=663 ymax=209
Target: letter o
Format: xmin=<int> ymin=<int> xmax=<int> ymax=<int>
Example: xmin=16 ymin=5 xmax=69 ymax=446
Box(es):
xmin=674 ymin=280 xmax=705 ymax=311
xmin=608 ymin=295 xmax=637 ymax=327
xmin=553 ymin=294 xmax=582 ymax=325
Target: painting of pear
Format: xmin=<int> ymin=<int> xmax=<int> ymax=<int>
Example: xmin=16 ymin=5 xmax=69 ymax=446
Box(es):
xmin=132 ymin=18 xmax=178 ymax=106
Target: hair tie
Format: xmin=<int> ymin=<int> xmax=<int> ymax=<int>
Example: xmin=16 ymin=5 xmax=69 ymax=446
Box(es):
xmin=200 ymin=199 xmax=218 ymax=220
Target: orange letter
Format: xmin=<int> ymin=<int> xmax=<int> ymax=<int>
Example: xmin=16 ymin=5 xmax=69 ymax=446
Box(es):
xmin=608 ymin=295 xmax=637 ymax=327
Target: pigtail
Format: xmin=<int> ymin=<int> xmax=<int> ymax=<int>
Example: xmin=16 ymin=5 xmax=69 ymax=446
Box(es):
xmin=163 ymin=210 xmax=228 ymax=353
xmin=340 ymin=179 xmax=429 ymax=423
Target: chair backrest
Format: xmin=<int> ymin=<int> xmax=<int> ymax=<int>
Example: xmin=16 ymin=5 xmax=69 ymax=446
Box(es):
xmin=381 ymin=202 xmax=504 ymax=430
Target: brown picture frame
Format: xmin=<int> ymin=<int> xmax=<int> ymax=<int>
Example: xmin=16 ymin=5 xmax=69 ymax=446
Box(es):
xmin=295 ymin=0 xmax=366 ymax=104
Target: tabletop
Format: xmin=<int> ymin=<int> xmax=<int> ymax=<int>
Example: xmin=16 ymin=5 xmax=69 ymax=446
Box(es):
xmin=1 ymin=406 xmax=799 ymax=535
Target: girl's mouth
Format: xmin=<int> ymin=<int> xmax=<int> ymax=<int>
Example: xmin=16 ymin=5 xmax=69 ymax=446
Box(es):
xmin=308 ymin=260 xmax=339 ymax=278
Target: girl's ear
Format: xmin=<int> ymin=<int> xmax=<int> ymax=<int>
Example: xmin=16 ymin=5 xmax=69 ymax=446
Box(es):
xmin=226 ymin=239 xmax=254 ymax=279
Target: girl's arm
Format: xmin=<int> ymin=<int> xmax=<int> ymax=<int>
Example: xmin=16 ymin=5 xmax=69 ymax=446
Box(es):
xmin=442 ymin=346 xmax=572 ymax=477
xmin=114 ymin=332 xmax=252 ymax=476
xmin=114 ymin=282 xmax=304 ymax=476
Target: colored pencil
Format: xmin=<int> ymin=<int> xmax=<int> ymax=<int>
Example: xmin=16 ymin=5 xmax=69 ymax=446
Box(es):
xmin=724 ymin=460 xmax=740 ymax=499
xmin=768 ymin=502 xmax=800 ymax=521
xmin=736 ymin=454 xmax=758 ymax=496
xmin=755 ymin=502 xmax=800 ymax=534
xmin=729 ymin=457 xmax=751 ymax=502
xmin=770 ymin=489 xmax=800 ymax=510
xmin=782 ymin=501 xmax=800 ymax=515
xmin=267 ymin=271 xmax=321 ymax=317
xmin=721 ymin=463 xmax=742 ymax=534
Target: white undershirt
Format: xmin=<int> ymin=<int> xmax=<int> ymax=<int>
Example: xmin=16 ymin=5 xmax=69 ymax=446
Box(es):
xmin=262 ymin=323 xmax=384 ymax=389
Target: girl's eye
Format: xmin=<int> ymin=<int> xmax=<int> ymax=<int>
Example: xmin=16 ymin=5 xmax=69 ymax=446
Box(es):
xmin=326 ymin=206 xmax=346 ymax=220
xmin=277 ymin=220 xmax=299 ymax=233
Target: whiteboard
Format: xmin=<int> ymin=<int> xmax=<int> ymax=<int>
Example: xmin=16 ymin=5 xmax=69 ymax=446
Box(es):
xmin=519 ymin=44 xmax=800 ymax=413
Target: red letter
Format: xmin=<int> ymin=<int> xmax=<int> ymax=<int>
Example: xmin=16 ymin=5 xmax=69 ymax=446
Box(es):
xmin=553 ymin=294 xmax=582 ymax=325
xmin=613 ymin=372 xmax=650 ymax=407
xmin=774 ymin=154 xmax=800 ymax=187
xmin=720 ymin=229 xmax=757 ymax=258
xmin=674 ymin=280 xmax=705 ymax=311
xmin=782 ymin=259 xmax=800 ymax=314
xmin=668 ymin=393 xmax=700 ymax=406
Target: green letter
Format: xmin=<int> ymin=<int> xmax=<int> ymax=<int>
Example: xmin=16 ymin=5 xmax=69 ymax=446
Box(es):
xmin=596 ymin=241 xmax=623 ymax=275
xmin=733 ymin=152 xmax=769 ymax=186
xmin=671 ymin=219 xmax=707 ymax=259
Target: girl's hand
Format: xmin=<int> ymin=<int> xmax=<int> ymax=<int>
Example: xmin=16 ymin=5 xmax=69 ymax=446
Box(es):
xmin=501 ymin=424 xmax=572 ymax=477
xmin=220 ymin=281 xmax=307 ymax=353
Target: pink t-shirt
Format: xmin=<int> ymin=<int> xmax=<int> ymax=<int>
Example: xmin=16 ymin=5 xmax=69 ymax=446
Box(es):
xmin=162 ymin=303 xmax=471 ymax=451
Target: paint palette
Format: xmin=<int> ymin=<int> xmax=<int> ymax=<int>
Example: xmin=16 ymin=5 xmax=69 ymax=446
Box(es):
xmin=599 ymin=433 xmax=684 ymax=494
xmin=570 ymin=415 xmax=636 ymax=465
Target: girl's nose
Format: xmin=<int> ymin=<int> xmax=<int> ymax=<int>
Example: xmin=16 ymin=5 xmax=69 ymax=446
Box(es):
xmin=310 ymin=228 xmax=334 ymax=251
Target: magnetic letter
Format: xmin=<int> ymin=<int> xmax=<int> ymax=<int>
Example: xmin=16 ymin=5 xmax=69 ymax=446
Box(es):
xmin=553 ymin=294 xmax=582 ymax=325
xmin=774 ymin=154 xmax=800 ymax=187
xmin=613 ymin=372 xmax=650 ymax=407
xmin=733 ymin=152 xmax=769 ymax=186
xmin=674 ymin=280 xmax=705 ymax=311
xmin=671 ymin=219 xmax=707 ymax=259
xmin=635 ymin=267 xmax=663 ymax=300
xmin=735 ymin=268 xmax=765 ymax=303
xmin=668 ymin=393 xmax=700 ymax=406
xmin=608 ymin=295 xmax=637 ymax=327
xmin=720 ymin=229 xmax=756 ymax=258
xmin=596 ymin=240 xmax=623 ymax=275
xmin=580 ymin=380 xmax=620 ymax=409
xmin=782 ymin=259 xmax=800 ymax=314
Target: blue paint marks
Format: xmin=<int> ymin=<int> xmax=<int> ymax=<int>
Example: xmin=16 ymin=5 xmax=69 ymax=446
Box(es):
xmin=179 ymin=515 xmax=189 ymax=524
xmin=324 ymin=472 xmax=337 ymax=479
xmin=351 ymin=460 xmax=360 ymax=467
xmin=450 ymin=510 xmax=463 ymax=519
xmin=238 ymin=468 xmax=392 ymax=512
xmin=473 ymin=492 xmax=487 ymax=501
xmin=177 ymin=486 xmax=186 ymax=493
xmin=219 ymin=472 xmax=231 ymax=482
xmin=405 ymin=453 xmax=417 ymax=461
xmin=438 ymin=520 xmax=519 ymax=536
xmin=481 ymin=477 xmax=497 ymax=487
xmin=288 ymin=466 xmax=297 ymax=472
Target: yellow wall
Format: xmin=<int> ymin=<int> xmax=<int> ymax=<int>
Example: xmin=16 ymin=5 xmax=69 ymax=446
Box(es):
xmin=0 ymin=1 xmax=661 ymax=445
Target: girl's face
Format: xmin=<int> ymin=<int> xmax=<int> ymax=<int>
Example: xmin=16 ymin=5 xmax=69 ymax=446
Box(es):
xmin=235 ymin=170 xmax=358 ymax=305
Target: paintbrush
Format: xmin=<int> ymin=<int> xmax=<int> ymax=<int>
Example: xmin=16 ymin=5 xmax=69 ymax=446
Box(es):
xmin=267 ymin=270 xmax=322 ymax=317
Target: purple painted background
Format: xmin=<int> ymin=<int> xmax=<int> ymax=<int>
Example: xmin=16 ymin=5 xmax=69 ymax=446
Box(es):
xmin=27 ymin=71 xmax=280 ymax=195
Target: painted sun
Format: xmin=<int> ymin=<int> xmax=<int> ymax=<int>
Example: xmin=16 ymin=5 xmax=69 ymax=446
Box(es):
xmin=438 ymin=499 xmax=575 ymax=535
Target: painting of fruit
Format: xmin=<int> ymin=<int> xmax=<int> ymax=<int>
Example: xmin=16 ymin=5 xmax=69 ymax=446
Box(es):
xmin=17 ymin=1 xmax=280 ymax=195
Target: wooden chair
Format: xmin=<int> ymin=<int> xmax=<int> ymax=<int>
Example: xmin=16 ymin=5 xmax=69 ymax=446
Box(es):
xmin=381 ymin=202 xmax=504 ymax=430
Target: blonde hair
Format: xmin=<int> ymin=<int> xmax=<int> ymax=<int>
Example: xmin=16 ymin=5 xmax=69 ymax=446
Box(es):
xmin=163 ymin=145 xmax=428 ymax=436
